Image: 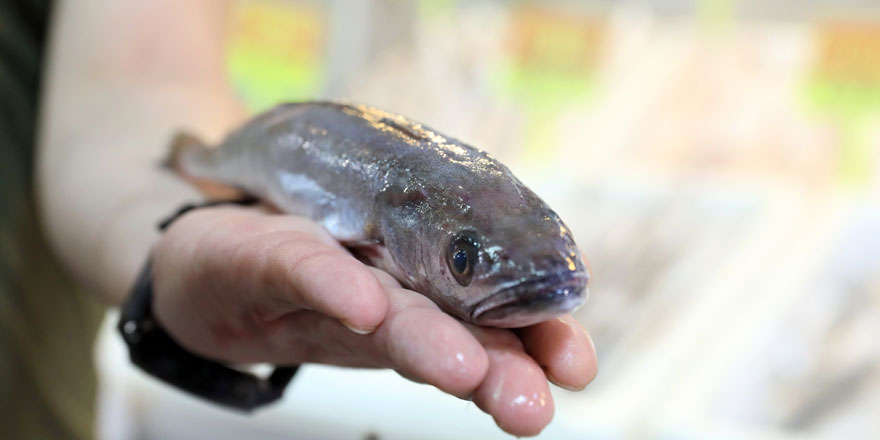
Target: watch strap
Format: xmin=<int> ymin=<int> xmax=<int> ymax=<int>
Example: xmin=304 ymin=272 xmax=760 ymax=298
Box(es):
xmin=118 ymin=197 xmax=297 ymax=411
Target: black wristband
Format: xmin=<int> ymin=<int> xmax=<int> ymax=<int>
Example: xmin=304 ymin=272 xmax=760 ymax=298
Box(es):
xmin=118 ymin=197 xmax=298 ymax=411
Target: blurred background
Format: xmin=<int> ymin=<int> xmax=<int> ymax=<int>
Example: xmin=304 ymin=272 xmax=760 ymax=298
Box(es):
xmin=97 ymin=0 xmax=880 ymax=438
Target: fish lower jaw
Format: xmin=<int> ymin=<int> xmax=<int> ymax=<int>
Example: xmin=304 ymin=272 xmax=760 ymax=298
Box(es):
xmin=470 ymin=278 xmax=588 ymax=328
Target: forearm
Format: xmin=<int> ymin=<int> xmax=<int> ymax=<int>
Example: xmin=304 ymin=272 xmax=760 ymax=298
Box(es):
xmin=37 ymin=0 xmax=243 ymax=304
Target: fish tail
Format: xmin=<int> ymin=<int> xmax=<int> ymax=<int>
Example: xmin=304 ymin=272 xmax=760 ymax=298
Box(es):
xmin=164 ymin=131 xmax=207 ymax=173
xmin=164 ymin=131 xmax=247 ymax=200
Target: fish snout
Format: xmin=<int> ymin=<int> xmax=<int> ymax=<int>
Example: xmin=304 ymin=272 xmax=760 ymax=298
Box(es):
xmin=538 ymin=251 xmax=582 ymax=272
xmin=471 ymin=271 xmax=588 ymax=328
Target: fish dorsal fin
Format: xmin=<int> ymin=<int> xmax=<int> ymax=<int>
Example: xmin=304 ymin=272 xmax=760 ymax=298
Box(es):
xmin=378 ymin=117 xmax=428 ymax=143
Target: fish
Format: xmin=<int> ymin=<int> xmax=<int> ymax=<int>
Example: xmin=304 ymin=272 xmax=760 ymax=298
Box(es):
xmin=171 ymin=102 xmax=588 ymax=328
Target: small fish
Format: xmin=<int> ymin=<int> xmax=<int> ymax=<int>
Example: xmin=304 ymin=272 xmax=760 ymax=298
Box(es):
xmin=172 ymin=102 xmax=588 ymax=327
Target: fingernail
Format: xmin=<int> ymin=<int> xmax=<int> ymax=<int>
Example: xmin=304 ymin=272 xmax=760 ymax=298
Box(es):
xmin=556 ymin=383 xmax=586 ymax=392
xmin=342 ymin=320 xmax=375 ymax=335
xmin=546 ymin=371 xmax=586 ymax=392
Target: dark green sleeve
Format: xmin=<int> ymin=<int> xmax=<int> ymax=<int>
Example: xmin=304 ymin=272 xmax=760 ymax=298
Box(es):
xmin=0 ymin=1 xmax=105 ymax=439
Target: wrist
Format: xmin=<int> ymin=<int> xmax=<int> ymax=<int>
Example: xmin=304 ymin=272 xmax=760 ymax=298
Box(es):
xmin=118 ymin=196 xmax=297 ymax=411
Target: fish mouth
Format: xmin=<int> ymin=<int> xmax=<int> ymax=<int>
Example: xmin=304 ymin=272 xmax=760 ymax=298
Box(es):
xmin=471 ymin=272 xmax=589 ymax=328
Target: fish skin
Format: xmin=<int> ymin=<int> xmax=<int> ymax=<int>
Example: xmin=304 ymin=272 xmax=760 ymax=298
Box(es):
xmin=175 ymin=102 xmax=588 ymax=328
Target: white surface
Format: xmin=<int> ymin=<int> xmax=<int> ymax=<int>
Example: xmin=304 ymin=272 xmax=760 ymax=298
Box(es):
xmin=95 ymin=182 xmax=856 ymax=440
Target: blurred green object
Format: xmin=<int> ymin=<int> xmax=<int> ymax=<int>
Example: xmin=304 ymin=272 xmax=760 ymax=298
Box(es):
xmin=227 ymin=1 xmax=325 ymax=111
xmin=805 ymin=21 xmax=880 ymax=186
xmin=418 ymin=0 xmax=456 ymax=19
xmin=697 ymin=0 xmax=734 ymax=30
xmin=806 ymin=80 xmax=880 ymax=185
xmin=491 ymin=6 xmax=603 ymax=163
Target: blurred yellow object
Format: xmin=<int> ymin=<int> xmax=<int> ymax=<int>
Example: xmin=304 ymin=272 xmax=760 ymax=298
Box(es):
xmin=493 ymin=6 xmax=605 ymax=163
xmin=228 ymin=0 xmax=325 ymax=111
xmin=807 ymin=21 xmax=880 ymax=185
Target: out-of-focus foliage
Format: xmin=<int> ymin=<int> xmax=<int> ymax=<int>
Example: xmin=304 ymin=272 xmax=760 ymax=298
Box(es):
xmin=806 ymin=21 xmax=880 ymax=183
xmin=228 ymin=1 xmax=325 ymax=109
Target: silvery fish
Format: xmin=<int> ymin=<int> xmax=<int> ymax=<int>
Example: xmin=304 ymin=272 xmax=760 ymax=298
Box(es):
xmin=172 ymin=102 xmax=588 ymax=328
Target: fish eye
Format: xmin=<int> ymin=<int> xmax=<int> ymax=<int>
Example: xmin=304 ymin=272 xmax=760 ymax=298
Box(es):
xmin=447 ymin=232 xmax=479 ymax=286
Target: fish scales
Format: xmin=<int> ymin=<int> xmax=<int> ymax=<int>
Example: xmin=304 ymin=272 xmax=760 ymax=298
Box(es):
xmin=175 ymin=102 xmax=588 ymax=328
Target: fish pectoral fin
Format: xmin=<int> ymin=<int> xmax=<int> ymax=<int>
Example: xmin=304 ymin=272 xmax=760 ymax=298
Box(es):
xmin=343 ymin=239 xmax=408 ymax=287
xmin=189 ymin=180 xmax=250 ymax=201
xmin=165 ymin=131 xmax=206 ymax=171
xmin=342 ymin=239 xmax=385 ymax=266
xmin=164 ymin=131 xmax=248 ymax=200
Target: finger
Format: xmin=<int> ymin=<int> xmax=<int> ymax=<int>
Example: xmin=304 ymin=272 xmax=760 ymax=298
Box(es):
xmin=187 ymin=206 xmax=345 ymax=249
xmin=254 ymin=235 xmax=389 ymax=334
xmin=517 ymin=314 xmax=597 ymax=391
xmin=375 ymin=288 xmax=489 ymax=397
xmin=468 ymin=326 xmax=555 ymax=437
xmin=260 ymin=285 xmax=554 ymax=437
xmin=266 ymin=286 xmax=489 ymax=397
xmin=367 ymin=267 xmax=402 ymax=289
xmin=183 ymin=208 xmax=390 ymax=334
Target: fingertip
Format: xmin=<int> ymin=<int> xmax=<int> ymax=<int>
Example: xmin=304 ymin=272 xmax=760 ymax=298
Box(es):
xmin=557 ymin=315 xmax=598 ymax=390
xmin=474 ymin=348 xmax=554 ymax=437
xmin=384 ymin=305 xmax=489 ymax=398
xmin=422 ymin=318 xmax=489 ymax=398
xmin=290 ymin=251 xmax=389 ymax=334
xmin=448 ymin=343 xmax=490 ymax=399
xmin=331 ymin=258 xmax=390 ymax=333
xmin=582 ymin=332 xmax=599 ymax=386
xmin=520 ymin=315 xmax=598 ymax=391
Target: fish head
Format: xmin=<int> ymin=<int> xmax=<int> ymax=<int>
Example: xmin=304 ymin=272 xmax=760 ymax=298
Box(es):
xmin=460 ymin=209 xmax=589 ymax=328
xmin=380 ymin=173 xmax=589 ymax=328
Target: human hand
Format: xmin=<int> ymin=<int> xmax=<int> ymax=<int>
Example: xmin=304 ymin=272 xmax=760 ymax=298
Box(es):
xmin=151 ymin=205 xmax=597 ymax=436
